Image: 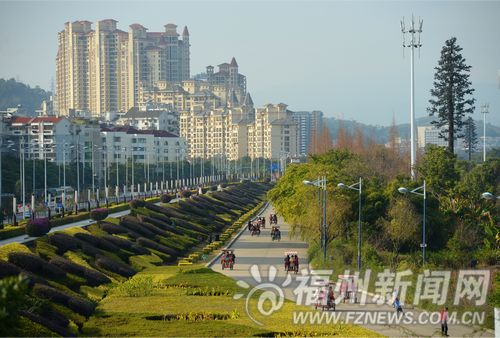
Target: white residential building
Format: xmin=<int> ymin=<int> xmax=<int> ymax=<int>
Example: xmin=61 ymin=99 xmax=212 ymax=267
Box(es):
xmin=100 ymin=126 xmax=186 ymax=166
xmin=115 ymin=107 xmax=179 ymax=134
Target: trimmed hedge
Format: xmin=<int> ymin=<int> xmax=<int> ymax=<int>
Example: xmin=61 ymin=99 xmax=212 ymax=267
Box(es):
xmin=50 ymin=257 xmax=110 ymax=287
xmin=136 ymin=237 xmax=177 ymax=257
xmin=101 ymin=234 xmax=133 ymax=250
xmin=0 ymin=259 xmax=21 ymax=278
xmin=32 ymin=284 xmax=95 ymax=317
xmin=90 ymin=208 xmax=109 ymax=221
xmin=95 ymin=255 xmax=135 ymax=277
xmin=119 ymin=216 xmax=156 ymax=237
xmin=137 ymin=215 xmax=184 ymax=236
xmin=26 ymin=218 xmax=51 ymax=237
xmin=129 ymin=199 xmax=146 ymax=209
xmin=49 ymin=212 xmax=90 ymax=228
xmin=7 ymin=252 xmax=66 ymax=279
xmin=19 ymin=310 xmax=71 ymax=337
xmin=74 ymin=233 xmax=120 ymax=252
xmin=179 ymin=190 xmax=191 ymax=198
xmin=0 ymin=226 xmax=26 ymax=240
xmin=49 ymin=233 xmax=101 ymax=257
xmin=160 ymin=194 xmax=173 ymax=203
xmin=98 ymin=222 xmax=130 ymax=235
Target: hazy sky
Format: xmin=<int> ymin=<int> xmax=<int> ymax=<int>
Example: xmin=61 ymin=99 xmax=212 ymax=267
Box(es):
xmin=1 ymin=0 xmax=499 ymax=126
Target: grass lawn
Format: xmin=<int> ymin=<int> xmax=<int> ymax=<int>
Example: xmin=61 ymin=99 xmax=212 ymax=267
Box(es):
xmin=82 ymin=265 xmax=379 ymax=337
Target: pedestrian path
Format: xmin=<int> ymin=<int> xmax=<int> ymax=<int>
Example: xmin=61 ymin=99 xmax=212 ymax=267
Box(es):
xmin=211 ymin=201 xmax=495 ymax=337
xmin=0 ymin=199 xmax=176 ymax=247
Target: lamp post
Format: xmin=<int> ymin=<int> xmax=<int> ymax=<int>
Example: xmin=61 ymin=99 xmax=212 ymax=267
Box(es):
xmin=481 ymin=104 xmax=489 ymax=162
xmin=303 ymin=176 xmax=327 ymax=262
xmin=398 ymin=180 xmax=426 ymax=266
xmin=338 ymin=177 xmax=363 ymax=272
xmin=43 ymin=143 xmax=48 ymax=205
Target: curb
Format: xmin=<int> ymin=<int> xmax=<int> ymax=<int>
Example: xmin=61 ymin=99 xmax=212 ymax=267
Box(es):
xmin=206 ymin=201 xmax=270 ymax=268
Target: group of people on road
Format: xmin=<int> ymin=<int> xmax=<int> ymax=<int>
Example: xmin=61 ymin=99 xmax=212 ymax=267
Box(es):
xmin=315 ymin=285 xmax=336 ymax=311
xmin=270 ymin=226 xmax=281 ymax=241
xmin=220 ymin=250 xmax=236 ymax=270
xmin=284 ymin=253 xmax=299 ymax=273
xmin=248 ymin=218 xmax=263 ymax=236
xmin=269 ymin=213 xmax=278 ymax=225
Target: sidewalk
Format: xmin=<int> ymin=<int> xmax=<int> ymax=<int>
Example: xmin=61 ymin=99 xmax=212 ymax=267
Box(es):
xmin=0 ymin=199 xmax=176 ymax=247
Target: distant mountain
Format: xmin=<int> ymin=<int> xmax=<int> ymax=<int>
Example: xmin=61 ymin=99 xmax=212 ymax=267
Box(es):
xmin=0 ymin=78 xmax=50 ymax=113
xmin=324 ymin=116 xmax=500 ymax=144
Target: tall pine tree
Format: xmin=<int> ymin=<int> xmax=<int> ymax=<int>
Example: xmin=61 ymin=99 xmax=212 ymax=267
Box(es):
xmin=427 ymin=37 xmax=475 ymax=153
xmin=463 ymin=116 xmax=478 ymax=161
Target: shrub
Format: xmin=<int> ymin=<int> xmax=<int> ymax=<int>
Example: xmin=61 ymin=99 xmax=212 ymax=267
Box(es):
xmin=90 ymin=208 xmax=109 ymax=221
xmin=95 ymin=255 xmax=135 ymax=277
xmin=102 ymin=234 xmax=133 ymax=250
xmin=49 ymin=212 xmax=89 ymax=228
xmin=32 ymin=284 xmax=95 ymax=317
xmin=160 ymin=194 xmax=173 ymax=203
xmin=114 ymin=276 xmax=154 ymax=297
xmin=45 ymin=307 xmax=70 ymax=330
xmin=130 ymin=245 xmax=151 ymax=255
xmin=136 ymin=237 xmax=177 ymax=257
xmin=50 ymin=257 xmax=110 ymax=287
xmin=48 ymin=233 xmax=80 ymax=253
xmin=120 ymin=217 xmax=156 ymax=237
xmin=19 ymin=310 xmax=71 ymax=337
xmin=18 ymin=310 xmax=71 ymax=337
xmin=0 ymin=226 xmax=26 ymax=240
xmin=0 ymin=260 xmax=21 ymax=278
xmin=7 ymin=252 xmax=66 ymax=279
xmin=74 ymin=233 xmax=120 ymax=252
xmin=179 ymin=190 xmax=191 ymax=199
xmin=25 ymin=218 xmax=51 ymax=237
xmin=98 ymin=222 xmax=129 ymax=235
xmin=129 ymin=199 xmax=146 ymax=209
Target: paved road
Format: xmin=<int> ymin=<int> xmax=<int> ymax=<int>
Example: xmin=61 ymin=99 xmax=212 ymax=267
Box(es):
xmin=211 ymin=202 xmax=495 ymax=337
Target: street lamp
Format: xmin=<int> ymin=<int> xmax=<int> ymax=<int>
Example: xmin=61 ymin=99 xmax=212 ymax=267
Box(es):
xmin=398 ymin=180 xmax=427 ymax=266
xmin=481 ymin=192 xmax=499 ymax=201
xmin=338 ymin=177 xmax=363 ymax=272
xmin=303 ymin=176 xmax=327 ymax=262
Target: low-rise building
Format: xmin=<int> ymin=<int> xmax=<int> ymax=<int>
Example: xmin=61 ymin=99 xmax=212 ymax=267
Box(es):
xmin=115 ymin=107 xmax=179 ymax=134
xmin=100 ymin=126 xmax=186 ymax=166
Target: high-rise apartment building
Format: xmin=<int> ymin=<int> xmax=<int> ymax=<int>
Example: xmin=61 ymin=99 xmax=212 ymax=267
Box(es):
xmin=56 ymin=21 xmax=92 ymax=116
xmin=290 ymin=111 xmax=312 ymax=156
xmin=55 ymin=20 xmax=190 ymax=117
xmin=309 ymin=110 xmax=323 ymax=152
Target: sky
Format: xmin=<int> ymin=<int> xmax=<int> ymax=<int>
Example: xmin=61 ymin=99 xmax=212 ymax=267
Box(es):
xmin=0 ymin=0 xmax=499 ymax=126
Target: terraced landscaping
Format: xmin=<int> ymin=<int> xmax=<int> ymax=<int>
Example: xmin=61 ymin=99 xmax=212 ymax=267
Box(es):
xmin=81 ymin=265 xmax=378 ymax=337
xmin=0 ymin=182 xmax=271 ymax=337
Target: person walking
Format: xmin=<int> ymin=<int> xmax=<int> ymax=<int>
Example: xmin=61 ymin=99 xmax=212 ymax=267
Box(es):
xmin=294 ymin=255 xmax=299 ymax=273
xmin=394 ymin=297 xmax=403 ymax=314
xmin=440 ymin=307 xmax=449 ymax=336
xmin=284 ymin=254 xmax=290 ymax=272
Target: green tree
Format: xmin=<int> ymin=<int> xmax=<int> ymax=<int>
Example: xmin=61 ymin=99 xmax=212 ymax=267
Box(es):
xmin=381 ymin=197 xmax=420 ymax=268
xmin=463 ymin=117 xmax=478 ymax=161
xmin=0 ymin=275 xmax=29 ymax=335
xmin=418 ymin=145 xmax=459 ymax=197
xmin=427 ymin=37 xmax=475 ymax=153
